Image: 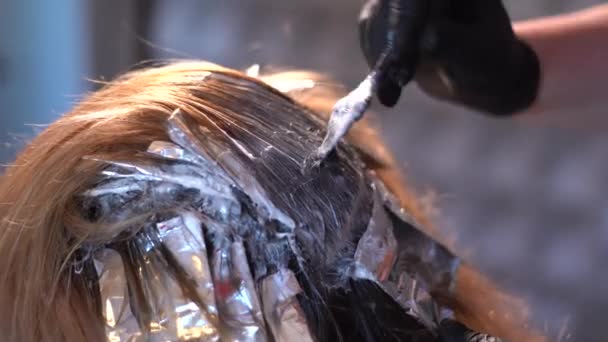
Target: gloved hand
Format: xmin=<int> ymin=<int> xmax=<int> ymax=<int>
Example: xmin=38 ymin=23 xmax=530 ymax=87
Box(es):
xmin=359 ymin=0 xmax=541 ymax=116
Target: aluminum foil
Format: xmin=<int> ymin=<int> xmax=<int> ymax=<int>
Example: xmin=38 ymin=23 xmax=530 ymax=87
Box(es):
xmin=84 ymin=108 xmax=464 ymax=341
xmin=95 ymin=213 xmax=221 ymax=341
xmin=260 ymin=269 xmax=314 ymax=342
xmin=371 ymin=176 xmax=460 ymax=297
xmin=92 ymin=208 xmax=268 ymax=341
xmin=95 ymin=248 xmax=143 ymax=341
xmin=210 ymin=239 xmax=267 ymax=341
xmin=156 ymin=213 xmax=220 ymax=341
xmin=86 ymin=116 xmax=277 ymax=341
xmin=354 ymin=180 xmax=398 ymax=282
xmin=350 ymin=174 xmax=461 ymax=332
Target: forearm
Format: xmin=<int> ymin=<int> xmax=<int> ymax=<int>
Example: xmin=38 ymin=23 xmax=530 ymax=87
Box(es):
xmin=514 ymin=5 xmax=608 ymax=121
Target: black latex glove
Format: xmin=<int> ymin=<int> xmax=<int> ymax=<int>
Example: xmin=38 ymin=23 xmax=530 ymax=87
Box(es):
xmin=359 ymin=0 xmax=541 ymax=115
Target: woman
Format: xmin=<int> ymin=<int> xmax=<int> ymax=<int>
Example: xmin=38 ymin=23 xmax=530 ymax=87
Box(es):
xmin=0 ymin=62 xmax=542 ymax=341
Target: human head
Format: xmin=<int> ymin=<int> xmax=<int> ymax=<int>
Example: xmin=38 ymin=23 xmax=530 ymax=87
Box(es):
xmin=0 ymin=61 xmax=539 ymax=341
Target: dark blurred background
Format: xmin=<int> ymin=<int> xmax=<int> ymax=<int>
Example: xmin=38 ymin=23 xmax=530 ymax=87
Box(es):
xmin=1 ymin=0 xmax=607 ymax=339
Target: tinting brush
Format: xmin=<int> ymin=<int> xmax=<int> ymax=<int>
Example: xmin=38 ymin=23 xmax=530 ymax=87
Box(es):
xmin=308 ymin=0 xmax=435 ymax=168
xmin=310 ymin=69 xmax=381 ymax=166
xmin=309 ymin=0 xmax=418 ymax=168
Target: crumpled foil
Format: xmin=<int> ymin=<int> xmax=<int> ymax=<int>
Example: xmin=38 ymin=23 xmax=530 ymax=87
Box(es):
xmin=84 ymin=108 xmax=461 ymax=341
xmin=373 ymin=176 xmax=460 ymax=297
xmin=95 ymin=213 xmax=221 ymax=341
xmin=352 ymin=175 xmax=461 ymax=331
xmin=86 ymin=110 xmax=305 ymax=341
xmin=95 ymin=248 xmax=143 ymax=341
xmin=260 ymin=269 xmax=314 ymax=342
xmin=354 ymin=180 xmax=398 ymax=282
xmin=210 ymin=239 xmax=267 ymax=341
xmin=155 ymin=213 xmax=220 ymax=340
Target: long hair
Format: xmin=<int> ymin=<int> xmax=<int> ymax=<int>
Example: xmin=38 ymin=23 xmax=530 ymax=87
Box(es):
xmin=0 ymin=61 xmax=541 ymax=341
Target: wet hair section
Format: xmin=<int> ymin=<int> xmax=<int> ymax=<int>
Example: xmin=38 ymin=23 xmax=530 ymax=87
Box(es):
xmin=73 ymin=71 xmax=462 ymax=341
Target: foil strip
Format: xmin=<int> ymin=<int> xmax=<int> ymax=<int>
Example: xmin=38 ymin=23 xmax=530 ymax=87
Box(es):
xmin=95 ymin=213 xmax=222 ymax=341
xmin=128 ymin=232 xmax=185 ymax=341
xmin=210 ymin=239 xmax=267 ymax=341
xmin=95 ymin=248 xmax=143 ymax=341
xmin=260 ymin=269 xmax=314 ymax=342
xmin=350 ymin=174 xmax=461 ymax=332
xmin=156 ymin=213 xmax=220 ymax=341
xmin=371 ymin=176 xmax=460 ymax=297
xmin=354 ymin=181 xmax=398 ymax=282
